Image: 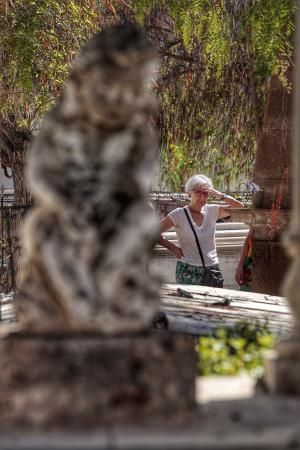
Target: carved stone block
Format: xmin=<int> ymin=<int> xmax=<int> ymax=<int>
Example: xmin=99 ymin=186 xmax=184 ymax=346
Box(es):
xmin=264 ymin=345 xmax=300 ymax=395
xmin=251 ymin=240 xmax=290 ymax=295
xmin=0 ymin=332 xmax=196 ymax=428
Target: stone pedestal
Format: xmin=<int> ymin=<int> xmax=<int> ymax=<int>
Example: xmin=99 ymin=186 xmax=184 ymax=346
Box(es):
xmin=263 ymin=337 xmax=300 ymax=394
xmin=0 ymin=331 xmax=196 ymax=428
xmin=231 ymin=73 xmax=293 ymax=296
xmin=229 ymin=208 xmax=291 ymax=295
xmin=252 ymin=241 xmax=290 ymax=296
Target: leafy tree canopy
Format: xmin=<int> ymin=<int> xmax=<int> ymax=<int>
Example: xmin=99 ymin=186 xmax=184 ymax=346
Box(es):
xmin=129 ymin=0 xmax=295 ymax=189
xmin=0 ymin=0 xmax=104 ymax=130
xmin=0 ymin=0 xmax=296 ymax=191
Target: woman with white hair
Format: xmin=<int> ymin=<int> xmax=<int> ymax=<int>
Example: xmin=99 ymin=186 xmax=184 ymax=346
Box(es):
xmin=159 ymin=174 xmax=244 ymax=286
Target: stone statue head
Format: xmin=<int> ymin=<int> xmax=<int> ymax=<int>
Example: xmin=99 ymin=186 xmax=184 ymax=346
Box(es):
xmin=62 ymin=24 xmax=157 ymax=128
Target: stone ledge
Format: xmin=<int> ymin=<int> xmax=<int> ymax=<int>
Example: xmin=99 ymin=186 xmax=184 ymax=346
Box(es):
xmin=0 ymin=397 xmax=300 ymax=449
xmin=0 ymin=332 xmax=196 ymax=428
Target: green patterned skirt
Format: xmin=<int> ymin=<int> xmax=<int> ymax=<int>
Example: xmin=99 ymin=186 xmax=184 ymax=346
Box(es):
xmin=176 ymin=260 xmax=222 ymax=285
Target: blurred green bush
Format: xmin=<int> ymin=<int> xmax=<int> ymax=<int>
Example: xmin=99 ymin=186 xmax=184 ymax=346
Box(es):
xmin=197 ymin=322 xmax=275 ymax=377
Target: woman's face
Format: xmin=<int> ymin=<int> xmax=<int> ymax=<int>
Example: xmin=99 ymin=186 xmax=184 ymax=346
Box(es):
xmin=190 ymin=184 xmax=210 ymax=206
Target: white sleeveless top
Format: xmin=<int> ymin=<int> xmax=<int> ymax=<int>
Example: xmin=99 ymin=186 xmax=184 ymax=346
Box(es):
xmin=168 ymin=205 xmax=220 ymax=267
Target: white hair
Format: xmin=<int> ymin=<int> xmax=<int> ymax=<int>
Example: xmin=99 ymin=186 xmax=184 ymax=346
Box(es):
xmin=185 ymin=174 xmax=213 ymax=192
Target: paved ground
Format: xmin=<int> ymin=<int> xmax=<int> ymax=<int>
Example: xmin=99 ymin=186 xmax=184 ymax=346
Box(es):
xmin=0 ymin=396 xmax=299 ymax=450
xmin=161 ymin=284 xmax=293 ymax=336
xmin=2 ymin=287 xmax=294 ymax=336
xmin=0 ymin=374 xmax=298 ymax=449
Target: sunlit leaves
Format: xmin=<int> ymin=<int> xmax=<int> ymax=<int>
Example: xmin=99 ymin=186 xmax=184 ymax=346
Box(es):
xmin=197 ymin=322 xmax=275 ymax=377
xmin=246 ymin=0 xmax=295 ymax=88
xmin=130 ymin=0 xmax=295 ymax=189
xmin=0 ymin=0 xmax=295 ymax=189
xmin=0 ymin=0 xmax=101 ymax=129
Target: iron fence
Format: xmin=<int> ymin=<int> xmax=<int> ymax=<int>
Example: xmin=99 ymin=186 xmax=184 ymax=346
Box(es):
xmin=0 ymin=191 xmax=253 ymax=294
xmin=149 ymin=190 xmax=253 ymax=205
xmin=0 ymin=196 xmax=30 ymax=293
xmin=149 ymin=191 xmax=253 ymax=219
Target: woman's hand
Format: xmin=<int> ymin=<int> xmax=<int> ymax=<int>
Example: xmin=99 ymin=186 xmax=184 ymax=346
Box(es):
xmin=159 ymin=233 xmax=183 ymax=259
xmin=203 ymin=187 xmax=222 ymax=199
xmin=235 ymin=265 xmax=244 ymax=285
xmin=206 ymin=187 xmax=244 ymax=208
xmin=173 ymin=246 xmax=183 ymax=259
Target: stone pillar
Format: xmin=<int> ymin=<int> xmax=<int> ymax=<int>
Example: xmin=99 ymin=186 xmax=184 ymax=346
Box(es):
xmin=0 ymin=24 xmax=196 ymax=427
xmin=250 ymin=69 xmax=293 ymax=295
xmin=250 ymin=210 xmax=291 ymax=296
xmin=263 ymin=4 xmax=300 ymax=393
xmin=226 ymin=207 xmax=291 ymax=296
xmin=253 ymin=73 xmax=292 ymax=211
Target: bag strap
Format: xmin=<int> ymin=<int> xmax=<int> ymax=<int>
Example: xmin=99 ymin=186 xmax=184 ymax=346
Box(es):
xmin=183 ymin=207 xmax=206 ymax=268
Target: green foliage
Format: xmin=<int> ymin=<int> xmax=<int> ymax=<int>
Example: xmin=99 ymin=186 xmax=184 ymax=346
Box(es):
xmin=0 ymin=0 xmax=295 ymax=190
xmin=181 ymin=0 xmax=231 ymax=78
xmin=0 ymin=0 xmax=101 ymax=129
xmin=197 ymin=322 xmax=275 ymax=377
xmin=134 ymin=0 xmax=231 ymax=77
xmin=133 ymin=0 xmax=294 ymax=81
xmin=160 ymin=143 xmax=199 ymax=190
xmin=130 ymin=0 xmax=295 ymax=189
xmin=246 ymin=0 xmax=295 ymax=87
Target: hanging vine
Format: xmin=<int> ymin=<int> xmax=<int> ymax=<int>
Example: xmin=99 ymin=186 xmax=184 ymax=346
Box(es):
xmin=0 ymin=0 xmax=103 ymax=130
xmin=0 ymin=0 xmax=296 ymax=190
xmin=124 ymin=0 xmax=296 ymax=189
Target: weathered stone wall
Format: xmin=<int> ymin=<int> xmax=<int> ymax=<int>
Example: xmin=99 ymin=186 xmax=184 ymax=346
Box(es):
xmin=0 ymin=333 xmax=196 ymax=428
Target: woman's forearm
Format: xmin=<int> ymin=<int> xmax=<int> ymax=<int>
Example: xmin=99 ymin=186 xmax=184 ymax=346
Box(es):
xmin=209 ymin=188 xmax=244 ymax=208
xmin=221 ymin=194 xmax=244 ymax=208
xmin=159 ymin=236 xmax=183 ymax=259
xmin=159 ymin=236 xmax=177 ymax=252
xmin=236 ymin=239 xmax=248 ymax=267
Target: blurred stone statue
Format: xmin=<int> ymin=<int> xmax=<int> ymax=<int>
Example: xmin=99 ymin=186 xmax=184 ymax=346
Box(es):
xmin=16 ymin=24 xmax=160 ymax=332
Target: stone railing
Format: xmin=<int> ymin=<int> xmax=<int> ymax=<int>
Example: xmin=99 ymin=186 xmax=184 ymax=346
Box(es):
xmin=149 ymin=191 xmax=253 ymax=219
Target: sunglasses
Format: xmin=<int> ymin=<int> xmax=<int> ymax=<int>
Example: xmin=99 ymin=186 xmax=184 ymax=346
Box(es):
xmin=191 ymin=189 xmax=209 ymax=194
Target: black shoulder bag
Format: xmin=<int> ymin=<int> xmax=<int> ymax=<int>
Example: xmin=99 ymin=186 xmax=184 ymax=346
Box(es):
xmin=183 ymin=208 xmax=224 ymax=288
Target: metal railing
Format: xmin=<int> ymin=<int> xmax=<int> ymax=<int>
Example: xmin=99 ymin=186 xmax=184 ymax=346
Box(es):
xmin=149 ymin=190 xmax=253 ymax=205
xmin=0 ymin=195 xmax=30 ymax=293
xmin=149 ymin=191 xmax=253 ymax=219
xmin=0 ymin=191 xmax=253 ymax=294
